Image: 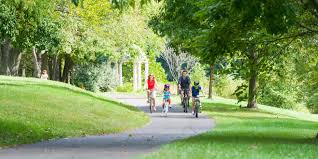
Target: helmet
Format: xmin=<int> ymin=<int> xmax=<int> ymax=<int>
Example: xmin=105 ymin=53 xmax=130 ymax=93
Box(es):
xmin=164 ymin=84 xmax=170 ymax=88
xmin=194 ymin=81 xmax=199 ymax=86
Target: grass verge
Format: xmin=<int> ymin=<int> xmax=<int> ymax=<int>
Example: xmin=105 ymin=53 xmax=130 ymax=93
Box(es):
xmin=140 ymin=99 xmax=318 ymax=159
xmin=0 ymin=76 xmax=149 ymax=147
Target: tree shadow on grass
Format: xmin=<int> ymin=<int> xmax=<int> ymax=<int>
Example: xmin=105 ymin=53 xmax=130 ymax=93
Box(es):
xmin=0 ymin=119 xmax=57 ymax=148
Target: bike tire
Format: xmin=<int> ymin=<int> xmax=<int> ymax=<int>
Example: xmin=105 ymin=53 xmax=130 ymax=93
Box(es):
xmin=149 ymin=99 xmax=152 ymax=114
xmin=184 ymin=98 xmax=188 ymax=113
xmin=195 ymin=103 xmax=199 ymax=118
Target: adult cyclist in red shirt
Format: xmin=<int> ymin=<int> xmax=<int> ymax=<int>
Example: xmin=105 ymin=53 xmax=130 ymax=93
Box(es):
xmin=147 ymin=74 xmax=157 ymax=111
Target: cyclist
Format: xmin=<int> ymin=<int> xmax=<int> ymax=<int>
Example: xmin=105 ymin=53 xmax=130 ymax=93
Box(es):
xmin=147 ymin=74 xmax=157 ymax=111
xmin=178 ymin=70 xmax=191 ymax=105
xmin=191 ymin=81 xmax=202 ymax=115
xmin=162 ymin=84 xmax=171 ymax=109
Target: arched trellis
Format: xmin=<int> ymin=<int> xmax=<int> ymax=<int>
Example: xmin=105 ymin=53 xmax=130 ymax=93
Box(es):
xmin=109 ymin=46 xmax=149 ymax=91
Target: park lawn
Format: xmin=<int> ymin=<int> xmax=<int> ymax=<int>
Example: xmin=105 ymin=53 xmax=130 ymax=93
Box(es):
xmin=0 ymin=76 xmax=149 ymax=148
xmin=140 ymin=99 xmax=318 ymax=159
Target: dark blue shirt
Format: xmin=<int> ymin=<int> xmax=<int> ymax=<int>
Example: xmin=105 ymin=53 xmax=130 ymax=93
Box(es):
xmin=192 ymin=86 xmax=202 ymax=97
xmin=178 ymin=76 xmax=191 ymax=89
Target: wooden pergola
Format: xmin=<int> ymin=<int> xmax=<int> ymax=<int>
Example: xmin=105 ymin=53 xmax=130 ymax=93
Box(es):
xmin=111 ymin=46 xmax=149 ymax=91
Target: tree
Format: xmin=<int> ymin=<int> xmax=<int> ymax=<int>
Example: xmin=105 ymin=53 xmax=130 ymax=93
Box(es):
xmin=151 ymin=0 xmax=305 ymax=107
xmin=160 ymin=47 xmax=198 ymax=82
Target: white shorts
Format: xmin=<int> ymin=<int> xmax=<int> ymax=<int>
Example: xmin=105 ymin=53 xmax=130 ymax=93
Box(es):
xmin=150 ymin=90 xmax=156 ymax=99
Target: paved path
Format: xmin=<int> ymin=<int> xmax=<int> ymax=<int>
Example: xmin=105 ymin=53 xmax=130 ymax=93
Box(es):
xmin=0 ymin=94 xmax=214 ymax=159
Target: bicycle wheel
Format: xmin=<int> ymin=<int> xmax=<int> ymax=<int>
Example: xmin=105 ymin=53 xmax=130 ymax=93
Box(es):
xmin=195 ymin=101 xmax=199 ymax=118
xmin=184 ymin=98 xmax=188 ymax=113
xmin=149 ymin=98 xmax=152 ymax=114
xmin=165 ymin=102 xmax=168 ymax=116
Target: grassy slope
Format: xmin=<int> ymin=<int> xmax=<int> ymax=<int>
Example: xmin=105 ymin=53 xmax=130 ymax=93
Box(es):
xmin=0 ymin=76 xmax=149 ymax=147
xmin=141 ymin=99 xmax=318 ymax=159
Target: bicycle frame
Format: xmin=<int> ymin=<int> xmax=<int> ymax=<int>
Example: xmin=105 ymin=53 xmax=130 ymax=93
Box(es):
xmin=193 ymin=97 xmax=201 ymax=118
xmin=182 ymin=89 xmax=190 ymax=113
xmin=162 ymin=99 xmax=169 ymax=116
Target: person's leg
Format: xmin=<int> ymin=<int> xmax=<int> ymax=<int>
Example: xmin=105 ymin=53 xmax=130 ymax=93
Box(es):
xmin=180 ymin=90 xmax=184 ymax=104
xmin=153 ymin=98 xmax=156 ymax=111
xmin=147 ymin=90 xmax=150 ymax=103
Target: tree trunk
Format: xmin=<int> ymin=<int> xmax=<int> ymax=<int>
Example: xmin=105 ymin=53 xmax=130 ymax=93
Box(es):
xmin=247 ymin=51 xmax=258 ymax=108
xmin=53 ymin=55 xmax=60 ymax=81
xmin=10 ymin=48 xmax=22 ymax=76
xmin=0 ymin=39 xmax=11 ymax=75
xmin=41 ymin=53 xmax=48 ymax=72
xmin=58 ymin=56 xmax=63 ymax=81
xmin=32 ymin=47 xmax=42 ymax=78
xmin=61 ymin=54 xmax=73 ymax=83
xmin=0 ymin=39 xmax=22 ymax=76
xmin=208 ymin=64 xmax=214 ymax=99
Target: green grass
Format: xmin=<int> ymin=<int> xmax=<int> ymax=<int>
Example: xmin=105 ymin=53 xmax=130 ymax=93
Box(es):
xmin=0 ymin=76 xmax=149 ymax=147
xmin=140 ymin=99 xmax=318 ymax=159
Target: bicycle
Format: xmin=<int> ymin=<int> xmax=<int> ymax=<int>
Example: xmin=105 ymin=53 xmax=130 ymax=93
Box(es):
xmin=162 ymin=99 xmax=169 ymax=116
xmin=181 ymin=89 xmax=190 ymax=113
xmin=148 ymin=90 xmax=156 ymax=113
xmin=193 ymin=96 xmax=202 ymax=118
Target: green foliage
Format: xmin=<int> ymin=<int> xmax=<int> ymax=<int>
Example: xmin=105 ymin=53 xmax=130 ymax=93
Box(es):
xmin=307 ymin=93 xmax=318 ymax=113
xmin=214 ymin=75 xmax=244 ymax=99
xmin=116 ymin=82 xmax=133 ymax=92
xmin=73 ymin=64 xmax=117 ymax=92
xmin=258 ymin=86 xmax=298 ymax=110
xmin=149 ymin=58 xmax=167 ymax=83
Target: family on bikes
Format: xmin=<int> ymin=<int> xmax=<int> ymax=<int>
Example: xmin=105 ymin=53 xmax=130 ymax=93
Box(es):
xmin=146 ymin=70 xmax=202 ymax=117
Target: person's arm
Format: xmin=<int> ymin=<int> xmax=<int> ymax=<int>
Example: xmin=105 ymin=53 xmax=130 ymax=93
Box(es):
xmin=178 ymin=77 xmax=182 ymax=90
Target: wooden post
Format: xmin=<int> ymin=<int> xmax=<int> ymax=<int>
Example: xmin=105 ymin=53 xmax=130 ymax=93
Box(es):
xmin=137 ymin=62 xmax=142 ymax=90
xmin=133 ymin=62 xmax=138 ymax=91
xmin=114 ymin=62 xmax=119 ymax=81
xmin=119 ymin=62 xmax=123 ymax=86
xmin=144 ymin=60 xmax=149 ymax=89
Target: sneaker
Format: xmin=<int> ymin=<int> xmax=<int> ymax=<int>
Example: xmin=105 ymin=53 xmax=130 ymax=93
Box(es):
xmin=192 ymin=111 xmax=194 ymax=115
xmin=169 ymin=105 xmax=172 ymax=109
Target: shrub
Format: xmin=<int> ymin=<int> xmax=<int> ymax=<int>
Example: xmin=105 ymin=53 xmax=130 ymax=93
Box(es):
xmin=214 ymin=75 xmax=243 ymax=99
xmin=307 ymin=93 xmax=318 ymax=113
xmin=73 ymin=64 xmax=117 ymax=92
xmin=258 ymin=86 xmax=298 ymax=110
xmin=116 ymin=82 xmax=133 ymax=92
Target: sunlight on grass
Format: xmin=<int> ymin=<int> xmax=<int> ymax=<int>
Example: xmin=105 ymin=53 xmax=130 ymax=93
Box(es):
xmin=0 ymin=76 xmax=149 ymax=147
xmin=140 ymin=99 xmax=318 ymax=159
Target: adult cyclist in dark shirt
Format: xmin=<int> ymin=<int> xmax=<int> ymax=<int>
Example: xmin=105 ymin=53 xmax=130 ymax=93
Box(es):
xmin=178 ymin=70 xmax=191 ymax=105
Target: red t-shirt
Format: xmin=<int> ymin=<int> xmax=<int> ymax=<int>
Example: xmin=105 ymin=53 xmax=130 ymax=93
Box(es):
xmin=147 ymin=79 xmax=155 ymax=90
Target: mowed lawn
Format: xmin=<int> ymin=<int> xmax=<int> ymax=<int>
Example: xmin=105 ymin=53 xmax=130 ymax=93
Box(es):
xmin=0 ymin=76 xmax=149 ymax=147
xmin=141 ymin=99 xmax=318 ymax=159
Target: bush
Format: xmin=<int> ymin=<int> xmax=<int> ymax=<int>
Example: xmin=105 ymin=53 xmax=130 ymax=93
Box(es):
xmin=258 ymin=86 xmax=298 ymax=110
xmin=307 ymin=93 xmax=318 ymax=113
xmin=150 ymin=58 xmax=168 ymax=83
xmin=116 ymin=82 xmax=133 ymax=92
xmin=73 ymin=64 xmax=117 ymax=92
xmin=214 ymin=75 xmax=243 ymax=99
xmin=189 ymin=64 xmax=209 ymax=94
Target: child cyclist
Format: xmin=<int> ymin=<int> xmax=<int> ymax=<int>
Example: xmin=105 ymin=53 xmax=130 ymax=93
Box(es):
xmin=192 ymin=81 xmax=202 ymax=115
xmin=162 ymin=84 xmax=172 ymax=109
